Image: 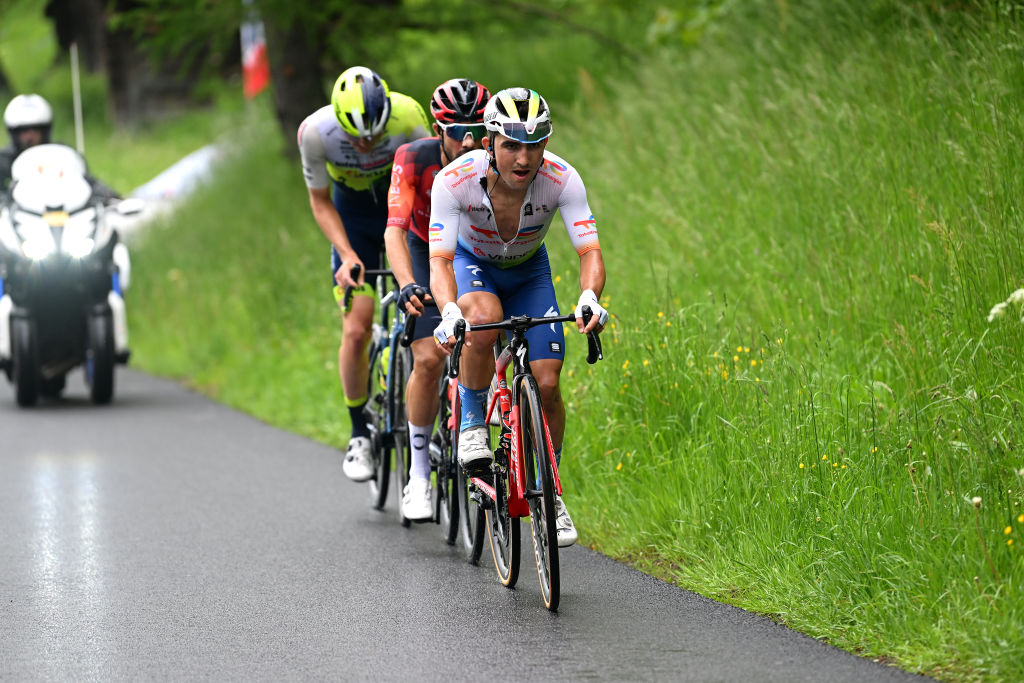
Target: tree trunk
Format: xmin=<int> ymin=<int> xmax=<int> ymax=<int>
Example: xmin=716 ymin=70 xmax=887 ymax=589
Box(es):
xmin=264 ymin=18 xmax=326 ymax=159
xmin=44 ymin=0 xmax=108 ymax=72
xmin=0 ymin=55 xmax=12 ymax=97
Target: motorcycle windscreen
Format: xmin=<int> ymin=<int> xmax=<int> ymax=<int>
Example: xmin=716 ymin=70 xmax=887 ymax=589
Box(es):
xmin=10 ymin=144 xmax=93 ymax=214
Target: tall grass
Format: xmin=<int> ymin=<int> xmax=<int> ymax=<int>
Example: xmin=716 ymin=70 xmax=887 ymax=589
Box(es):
xmin=547 ymin=2 xmax=1024 ymax=678
xmin=120 ymin=1 xmax=1024 ymax=679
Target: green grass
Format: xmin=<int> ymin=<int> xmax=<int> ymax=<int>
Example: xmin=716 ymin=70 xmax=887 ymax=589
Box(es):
xmin=23 ymin=0 xmax=1024 ymax=679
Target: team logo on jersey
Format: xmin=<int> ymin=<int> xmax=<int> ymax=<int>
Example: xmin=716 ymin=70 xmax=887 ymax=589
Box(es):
xmin=543 ymin=159 xmax=567 ymax=175
xmin=444 ymin=158 xmax=475 ymax=179
xmin=429 ymin=222 xmax=444 ymax=238
xmin=469 ymin=224 xmax=500 ymax=239
xmin=573 ymin=215 xmax=597 ymax=232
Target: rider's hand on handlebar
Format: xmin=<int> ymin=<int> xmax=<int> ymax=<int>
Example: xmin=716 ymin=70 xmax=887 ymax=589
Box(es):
xmin=575 ymin=289 xmax=608 ymax=334
xmin=433 ymin=302 xmax=468 ymax=353
xmin=335 ymin=254 xmax=364 ymax=288
xmin=399 ymin=283 xmax=432 ymax=317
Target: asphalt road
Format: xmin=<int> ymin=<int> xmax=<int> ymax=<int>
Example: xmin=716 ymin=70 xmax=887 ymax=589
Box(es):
xmin=0 ymin=369 xmax=928 ymax=681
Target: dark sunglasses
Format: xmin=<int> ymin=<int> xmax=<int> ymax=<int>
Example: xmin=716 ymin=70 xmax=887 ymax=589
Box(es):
xmin=438 ymin=122 xmax=487 ymax=142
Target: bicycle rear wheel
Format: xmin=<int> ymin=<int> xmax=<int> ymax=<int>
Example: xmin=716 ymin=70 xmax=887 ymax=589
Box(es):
xmin=366 ymin=342 xmax=391 ymax=510
xmin=436 ymin=375 xmax=459 ymax=544
xmin=392 ymin=345 xmax=413 ymax=527
xmin=519 ymin=374 xmax=559 ymax=611
xmin=486 ymin=456 xmax=520 ymax=588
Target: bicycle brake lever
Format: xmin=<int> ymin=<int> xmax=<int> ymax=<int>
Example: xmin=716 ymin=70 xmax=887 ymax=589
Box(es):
xmin=401 ymin=314 xmax=416 ymax=347
xmin=342 ymin=263 xmax=362 ymax=313
xmin=449 ymin=319 xmax=466 ymax=378
xmin=581 ymin=306 xmax=603 ymax=364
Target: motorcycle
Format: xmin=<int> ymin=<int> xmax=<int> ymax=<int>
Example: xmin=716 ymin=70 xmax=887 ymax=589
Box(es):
xmin=0 ymin=143 xmax=139 ymax=406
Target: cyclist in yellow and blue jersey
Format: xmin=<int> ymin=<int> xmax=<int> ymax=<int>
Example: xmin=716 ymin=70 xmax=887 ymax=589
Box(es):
xmin=297 ymin=66 xmax=430 ymax=481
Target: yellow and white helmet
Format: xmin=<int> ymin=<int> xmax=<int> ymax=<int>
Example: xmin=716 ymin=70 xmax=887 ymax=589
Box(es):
xmin=331 ymin=66 xmax=391 ymax=140
xmin=483 ymin=87 xmax=552 ymax=143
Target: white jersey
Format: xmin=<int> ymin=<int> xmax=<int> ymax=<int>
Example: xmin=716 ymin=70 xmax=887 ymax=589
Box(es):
xmin=428 ymin=149 xmax=600 ymax=268
xmin=296 ymin=95 xmax=429 ymax=194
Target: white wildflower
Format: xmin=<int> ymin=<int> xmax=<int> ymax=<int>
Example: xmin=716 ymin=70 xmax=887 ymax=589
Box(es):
xmin=987 ymin=302 xmax=1008 ymax=322
xmin=972 ymin=496 xmax=982 ymax=509
xmin=1008 ymin=288 xmax=1024 ymax=305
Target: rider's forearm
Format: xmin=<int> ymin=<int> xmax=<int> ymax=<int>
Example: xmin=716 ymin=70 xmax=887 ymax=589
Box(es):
xmin=578 ymin=249 xmax=606 ymax=298
xmin=384 ymin=226 xmax=416 ymax=287
xmin=429 ymin=257 xmax=458 ymax=310
xmin=308 ymin=188 xmax=355 ymax=258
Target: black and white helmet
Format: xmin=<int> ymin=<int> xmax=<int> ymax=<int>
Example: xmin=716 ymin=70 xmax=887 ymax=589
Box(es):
xmin=483 ymin=87 xmax=552 ymax=143
xmin=4 ymin=94 xmax=53 ymax=150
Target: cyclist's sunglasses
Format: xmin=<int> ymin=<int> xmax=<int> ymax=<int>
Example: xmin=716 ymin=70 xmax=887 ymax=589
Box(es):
xmin=494 ymin=120 xmax=552 ymax=144
xmin=438 ymin=122 xmax=487 ymax=142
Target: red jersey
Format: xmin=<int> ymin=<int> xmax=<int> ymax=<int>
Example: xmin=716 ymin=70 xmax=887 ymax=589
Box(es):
xmin=386 ymin=136 xmax=443 ymax=242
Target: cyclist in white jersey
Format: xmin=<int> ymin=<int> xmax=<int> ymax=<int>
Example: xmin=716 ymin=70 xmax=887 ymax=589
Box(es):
xmin=428 ymin=88 xmax=609 ymax=547
xmin=297 ymin=66 xmax=430 ymax=482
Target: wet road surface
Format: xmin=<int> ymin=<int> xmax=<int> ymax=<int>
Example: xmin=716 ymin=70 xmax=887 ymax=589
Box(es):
xmin=0 ymin=370 xmax=927 ymax=681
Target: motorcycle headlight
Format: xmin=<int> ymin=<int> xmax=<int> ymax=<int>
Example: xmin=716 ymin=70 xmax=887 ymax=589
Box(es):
xmin=61 ymin=207 xmax=99 ymax=258
xmin=14 ymin=212 xmax=56 ymax=260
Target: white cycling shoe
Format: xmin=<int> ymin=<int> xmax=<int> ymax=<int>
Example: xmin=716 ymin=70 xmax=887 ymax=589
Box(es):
xmin=554 ymin=494 xmax=578 ymax=547
xmin=342 ymin=436 xmax=375 ymax=482
xmin=402 ymin=477 xmax=433 ymax=521
xmin=458 ymin=426 xmax=493 ymax=471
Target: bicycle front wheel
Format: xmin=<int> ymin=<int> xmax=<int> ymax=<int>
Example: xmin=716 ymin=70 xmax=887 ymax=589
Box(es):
xmin=392 ymin=345 xmax=413 ymax=527
xmin=486 ymin=460 xmax=520 ymax=588
xmin=366 ymin=343 xmax=391 ymax=510
xmin=519 ymin=374 xmax=559 ymax=611
xmin=436 ymin=376 xmax=459 ymax=545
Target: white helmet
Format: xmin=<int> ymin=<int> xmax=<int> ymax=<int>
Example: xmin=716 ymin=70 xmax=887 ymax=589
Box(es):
xmin=483 ymin=87 xmax=552 ymax=143
xmin=4 ymin=94 xmax=53 ymax=150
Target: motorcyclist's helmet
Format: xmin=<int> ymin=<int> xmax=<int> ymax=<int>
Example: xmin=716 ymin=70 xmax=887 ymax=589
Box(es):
xmin=4 ymin=94 xmax=53 ymax=152
xmin=483 ymin=87 xmax=552 ymax=144
xmin=430 ymin=79 xmax=490 ymax=124
xmin=331 ymin=66 xmax=391 ymax=140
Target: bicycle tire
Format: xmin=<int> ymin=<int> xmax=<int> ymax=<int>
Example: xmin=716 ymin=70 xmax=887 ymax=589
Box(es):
xmin=486 ymin=456 xmax=520 ymax=588
xmin=436 ymin=376 xmax=459 ymax=545
xmin=519 ymin=374 xmax=560 ymax=611
xmin=392 ymin=344 xmax=413 ymax=527
xmin=453 ymin=389 xmax=486 ymax=564
xmin=366 ymin=342 xmax=391 ymax=510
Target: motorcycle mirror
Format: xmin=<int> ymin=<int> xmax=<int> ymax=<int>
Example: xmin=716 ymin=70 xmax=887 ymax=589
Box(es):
xmin=116 ymin=197 xmax=145 ymax=215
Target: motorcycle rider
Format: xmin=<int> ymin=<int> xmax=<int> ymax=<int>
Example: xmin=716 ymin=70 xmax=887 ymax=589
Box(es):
xmin=0 ymin=93 xmax=131 ymax=381
xmin=1 ymin=94 xmax=119 ymax=200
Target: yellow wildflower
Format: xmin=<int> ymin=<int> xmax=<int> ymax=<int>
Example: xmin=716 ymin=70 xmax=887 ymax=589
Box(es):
xmin=1006 ymin=526 xmax=1013 ymax=535
xmin=622 ymin=360 xmax=630 ymax=370
xmin=750 ymin=359 xmax=757 ymax=367
xmin=643 ymin=359 xmax=650 ymax=367
xmin=822 ymin=454 xmax=828 ymax=461
xmin=733 ymin=355 xmax=739 ymax=362
xmin=799 ymin=463 xmax=804 ymax=469
xmin=736 ymin=346 xmax=743 ymax=352
xmin=555 ymin=275 xmax=562 ymax=283
xmin=616 ymin=462 xmax=622 ymax=471
xmin=1019 ymin=514 xmax=1024 ymax=523
xmin=657 ymin=311 xmax=664 ymax=318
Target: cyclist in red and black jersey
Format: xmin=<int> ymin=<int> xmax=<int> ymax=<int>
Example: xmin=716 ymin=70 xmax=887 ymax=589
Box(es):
xmin=384 ymin=78 xmax=490 ymax=520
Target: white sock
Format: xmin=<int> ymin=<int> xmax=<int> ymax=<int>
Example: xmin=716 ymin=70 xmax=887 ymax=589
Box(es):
xmin=409 ymin=422 xmax=433 ymax=480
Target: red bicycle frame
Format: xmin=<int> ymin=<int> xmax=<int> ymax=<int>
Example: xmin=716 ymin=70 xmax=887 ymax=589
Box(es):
xmin=469 ymin=341 xmax=562 ymax=519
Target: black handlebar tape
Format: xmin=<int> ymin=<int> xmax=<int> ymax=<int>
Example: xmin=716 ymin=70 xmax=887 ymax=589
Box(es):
xmin=449 ymin=319 xmax=467 ymax=379
xmin=581 ymin=306 xmax=604 ymax=364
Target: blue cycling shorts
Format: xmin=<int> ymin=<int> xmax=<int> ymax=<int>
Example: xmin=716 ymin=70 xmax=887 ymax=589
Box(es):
xmin=329 ymin=183 xmax=387 ymax=287
xmin=453 ymin=244 xmax=565 ymax=362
